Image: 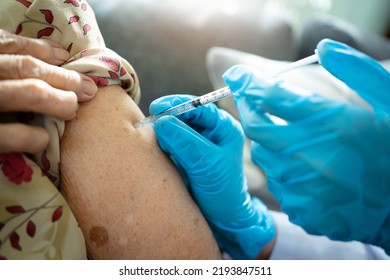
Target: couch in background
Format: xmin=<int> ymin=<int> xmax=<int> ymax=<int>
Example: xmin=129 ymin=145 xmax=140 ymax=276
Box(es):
xmin=88 ymin=0 xmax=295 ymax=114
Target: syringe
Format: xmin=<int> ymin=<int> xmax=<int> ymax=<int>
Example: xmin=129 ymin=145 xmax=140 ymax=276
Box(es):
xmin=134 ymin=51 xmax=319 ymax=128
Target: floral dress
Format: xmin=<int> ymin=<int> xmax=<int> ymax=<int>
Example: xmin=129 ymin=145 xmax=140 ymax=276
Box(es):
xmin=0 ymin=0 xmax=140 ymax=259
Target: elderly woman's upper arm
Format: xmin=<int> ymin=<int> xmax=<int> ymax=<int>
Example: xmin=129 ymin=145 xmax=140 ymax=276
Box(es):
xmin=60 ymin=85 xmax=221 ymax=259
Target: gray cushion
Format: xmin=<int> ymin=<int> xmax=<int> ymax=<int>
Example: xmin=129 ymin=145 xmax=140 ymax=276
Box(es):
xmin=89 ymin=0 xmax=295 ymax=114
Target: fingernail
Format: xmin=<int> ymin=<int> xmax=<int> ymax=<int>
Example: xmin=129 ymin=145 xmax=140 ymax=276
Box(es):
xmin=53 ymin=47 xmax=70 ymax=62
xmin=81 ymin=76 xmax=98 ymax=97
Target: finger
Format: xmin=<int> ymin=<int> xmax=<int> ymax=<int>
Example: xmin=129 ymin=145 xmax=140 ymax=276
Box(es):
xmin=153 ymin=115 xmax=218 ymax=171
xmin=234 ymin=89 xmax=276 ymax=139
xmin=232 ymin=81 xmax=320 ymax=148
xmin=0 ymin=123 xmax=49 ymax=153
xmin=251 ymin=141 xmax=319 ymax=186
xmin=0 ymin=29 xmax=69 ymax=65
xmin=149 ymin=94 xmax=191 ymax=114
xmin=0 ymin=79 xmax=78 ymax=120
xmin=151 ymin=94 xmax=243 ymax=146
xmin=150 ymin=94 xmax=224 ymax=129
xmin=224 ymin=65 xmax=344 ymax=123
xmin=317 ymin=39 xmax=390 ymax=112
xmin=241 ymin=112 xmax=334 ymax=152
xmin=183 ymin=106 xmax=244 ymax=147
xmin=0 ymin=55 xmax=97 ymax=101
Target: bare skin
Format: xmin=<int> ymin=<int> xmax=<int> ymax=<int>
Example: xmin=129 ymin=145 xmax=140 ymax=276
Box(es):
xmin=0 ymin=29 xmax=98 ymax=154
xmin=60 ymin=85 xmax=222 ymax=259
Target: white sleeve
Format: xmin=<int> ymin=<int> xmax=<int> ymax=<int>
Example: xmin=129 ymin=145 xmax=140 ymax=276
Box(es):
xmin=269 ymin=211 xmax=390 ymax=260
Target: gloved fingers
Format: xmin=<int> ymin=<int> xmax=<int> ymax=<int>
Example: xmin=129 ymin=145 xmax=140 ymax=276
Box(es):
xmin=191 ymin=108 xmax=244 ymax=148
xmin=178 ymin=103 xmax=243 ymax=147
xmin=153 ymin=115 xmax=218 ymax=172
xmin=266 ymin=175 xmax=331 ymax=232
xmin=250 ymin=141 xmax=319 ymax=187
xmin=150 ymin=94 xmax=244 ymax=147
xmin=237 ymin=110 xmax=335 ymax=152
xmin=233 ymin=91 xmax=275 ymax=130
xmin=295 ymin=139 xmax=374 ymax=191
xmin=149 ymin=94 xmax=190 ymax=114
xmin=150 ymin=94 xmax=220 ymax=130
xmin=317 ymin=39 xmax=390 ymax=113
xmin=274 ymin=177 xmax=353 ymax=240
xmin=261 ymin=140 xmax=361 ymax=234
xmin=250 ymin=141 xmax=283 ymax=175
xmin=251 ymin=138 xmax=356 ymax=212
xmin=224 ymin=65 xmax=342 ymax=123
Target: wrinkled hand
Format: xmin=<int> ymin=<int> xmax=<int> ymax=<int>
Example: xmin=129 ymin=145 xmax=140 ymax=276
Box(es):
xmin=150 ymin=95 xmax=275 ymax=259
xmin=0 ymin=29 xmax=98 ymax=153
xmin=223 ymin=39 xmax=390 ymax=253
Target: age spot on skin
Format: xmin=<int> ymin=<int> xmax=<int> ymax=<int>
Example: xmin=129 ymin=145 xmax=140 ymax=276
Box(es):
xmin=89 ymin=226 xmax=109 ymax=247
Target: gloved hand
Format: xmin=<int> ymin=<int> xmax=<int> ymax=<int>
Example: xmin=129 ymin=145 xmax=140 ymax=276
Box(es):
xmin=150 ymin=95 xmax=275 ymax=259
xmin=223 ymin=39 xmax=390 ymax=253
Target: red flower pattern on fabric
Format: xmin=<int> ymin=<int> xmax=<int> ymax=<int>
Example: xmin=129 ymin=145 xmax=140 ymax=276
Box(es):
xmin=66 ymin=43 xmax=73 ymax=52
xmin=15 ymin=0 xmax=32 ymax=8
xmin=15 ymin=24 xmax=22 ymax=34
xmin=109 ymin=71 xmax=119 ymax=79
xmin=10 ymin=232 xmax=22 ymax=251
xmin=83 ymin=24 xmax=91 ymax=35
xmin=64 ymin=0 xmax=79 ymax=7
xmin=52 ymin=207 xmax=63 ymax=222
xmin=120 ymin=67 xmax=127 ymax=77
xmin=6 ymin=205 xmax=25 ymax=214
xmin=89 ymin=75 xmax=109 ymax=87
xmin=0 ymin=153 xmax=33 ymax=185
xmin=26 ymin=221 xmax=36 ymax=237
xmin=40 ymin=9 xmax=54 ymax=24
xmin=69 ymin=15 xmax=80 ymax=24
xmin=100 ymin=56 xmax=120 ymax=72
xmin=41 ymin=150 xmax=50 ymax=171
xmin=37 ymin=27 xmax=54 ymax=38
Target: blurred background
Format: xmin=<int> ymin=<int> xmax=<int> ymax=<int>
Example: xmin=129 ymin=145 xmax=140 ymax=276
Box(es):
xmin=88 ymin=0 xmax=390 ymax=114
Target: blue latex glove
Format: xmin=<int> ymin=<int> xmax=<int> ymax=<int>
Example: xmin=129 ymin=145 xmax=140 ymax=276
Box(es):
xmin=150 ymin=95 xmax=275 ymax=259
xmin=223 ymin=39 xmax=390 ymax=253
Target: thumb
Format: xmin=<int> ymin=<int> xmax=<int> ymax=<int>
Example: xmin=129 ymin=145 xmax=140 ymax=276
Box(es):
xmin=317 ymin=39 xmax=390 ymax=113
xmin=153 ymin=115 xmax=217 ymax=172
xmin=149 ymin=95 xmax=192 ymax=115
xmin=224 ymin=65 xmax=340 ymax=125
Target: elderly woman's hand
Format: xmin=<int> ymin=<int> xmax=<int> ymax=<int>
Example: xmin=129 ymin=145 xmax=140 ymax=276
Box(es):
xmin=0 ymin=29 xmax=98 ymax=153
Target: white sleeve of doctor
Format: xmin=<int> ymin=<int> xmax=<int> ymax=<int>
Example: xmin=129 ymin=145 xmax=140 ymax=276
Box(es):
xmin=269 ymin=211 xmax=390 ymax=260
